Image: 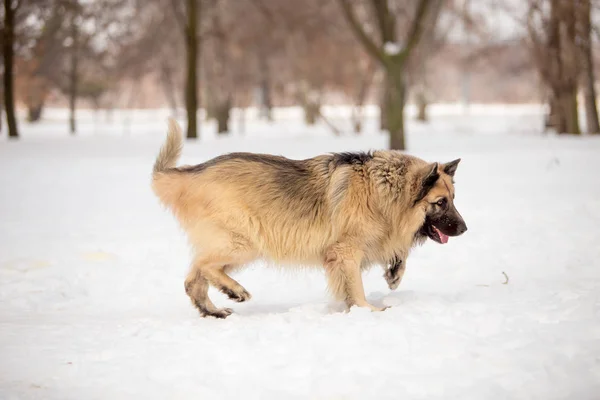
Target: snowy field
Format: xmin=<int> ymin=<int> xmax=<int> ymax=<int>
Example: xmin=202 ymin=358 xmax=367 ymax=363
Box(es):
xmin=1 ymin=104 xmax=599 ymax=400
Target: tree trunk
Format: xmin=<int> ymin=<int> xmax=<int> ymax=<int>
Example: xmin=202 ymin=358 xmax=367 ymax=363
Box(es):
xmin=352 ymin=63 xmax=376 ymax=133
xmin=385 ymin=66 xmax=406 ymax=150
xmin=69 ymin=10 xmax=79 ymax=135
xmin=544 ymin=93 xmax=558 ymax=131
xmin=258 ymin=53 xmax=273 ymax=121
xmin=238 ymin=106 xmax=245 ymax=135
xmin=379 ymin=75 xmax=390 ymax=131
xmin=28 ymin=105 xmax=43 ymax=122
xmin=562 ymin=0 xmax=580 ymax=135
xmin=3 ymin=0 xmax=19 ymax=139
xmin=338 ymin=0 xmax=432 ymax=150
xmin=259 ymin=77 xmax=272 ymax=121
xmin=560 ymin=88 xmax=580 ymax=135
xmin=184 ymin=0 xmax=199 ymax=139
xmin=415 ymin=89 xmax=428 ymax=122
xmin=215 ymin=98 xmax=230 ymax=134
xmin=304 ymin=104 xmax=319 ymax=125
xmin=579 ymin=0 xmax=600 ymax=133
xmin=546 ymin=0 xmax=580 ymax=135
xmin=582 ymin=56 xmax=599 ymax=134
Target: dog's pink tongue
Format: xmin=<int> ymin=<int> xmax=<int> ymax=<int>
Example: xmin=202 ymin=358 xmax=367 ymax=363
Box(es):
xmin=434 ymin=227 xmax=449 ymax=244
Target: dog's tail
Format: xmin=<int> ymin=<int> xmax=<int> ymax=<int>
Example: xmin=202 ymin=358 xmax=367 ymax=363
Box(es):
xmin=151 ymin=118 xmax=186 ymax=209
xmin=153 ymin=117 xmax=183 ymax=175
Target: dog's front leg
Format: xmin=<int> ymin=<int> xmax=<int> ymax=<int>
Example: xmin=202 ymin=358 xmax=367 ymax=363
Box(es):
xmin=384 ymin=254 xmax=406 ymax=291
xmin=325 ymin=243 xmax=386 ymax=312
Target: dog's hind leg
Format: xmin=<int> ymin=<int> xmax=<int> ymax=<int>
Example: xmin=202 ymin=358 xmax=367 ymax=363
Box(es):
xmin=202 ymin=265 xmax=252 ymax=303
xmin=185 ymin=268 xmax=232 ymax=319
xmin=190 ymin=249 xmax=253 ymax=304
xmin=325 ymin=243 xmax=386 ymax=312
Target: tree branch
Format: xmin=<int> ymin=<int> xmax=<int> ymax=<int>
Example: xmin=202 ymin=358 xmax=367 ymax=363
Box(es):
xmin=337 ymin=0 xmax=386 ymax=65
xmin=170 ymin=0 xmax=188 ymax=34
xmin=402 ymin=0 xmax=432 ymax=58
xmin=370 ymin=0 xmax=395 ymax=43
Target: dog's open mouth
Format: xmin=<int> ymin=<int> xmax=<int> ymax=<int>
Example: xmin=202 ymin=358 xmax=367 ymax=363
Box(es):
xmin=420 ymin=222 xmax=449 ymax=244
xmin=431 ymin=226 xmax=449 ymax=244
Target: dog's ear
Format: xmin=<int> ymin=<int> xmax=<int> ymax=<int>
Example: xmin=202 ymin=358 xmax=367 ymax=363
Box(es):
xmin=414 ymin=162 xmax=439 ymax=204
xmin=442 ymin=158 xmax=461 ymax=177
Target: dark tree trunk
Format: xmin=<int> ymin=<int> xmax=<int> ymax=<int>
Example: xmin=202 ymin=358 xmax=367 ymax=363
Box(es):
xmin=546 ymin=0 xmax=580 ymax=134
xmin=184 ymin=0 xmax=199 ymax=139
xmin=28 ymin=105 xmax=43 ymax=122
xmin=215 ymin=98 xmax=230 ymax=134
xmin=204 ymin=89 xmax=215 ymax=121
xmin=0 ymin=82 xmax=3 ymax=133
xmin=304 ymin=103 xmax=319 ymax=125
xmin=415 ymin=89 xmax=428 ymax=122
xmin=301 ymin=90 xmax=320 ymax=126
xmin=385 ymin=66 xmax=406 ymax=150
xmin=582 ymin=53 xmax=599 ymax=133
xmin=3 ymin=0 xmax=19 ymax=139
xmin=579 ymin=0 xmax=600 ymax=133
xmin=561 ymin=0 xmax=580 ymax=134
xmin=379 ymin=76 xmax=390 ymax=131
xmin=560 ymin=88 xmax=580 ymax=135
xmin=259 ymin=77 xmax=272 ymax=121
xmin=69 ymin=10 xmax=79 ymax=135
xmin=258 ymin=52 xmax=273 ymax=121
xmin=544 ymin=94 xmax=558 ymax=131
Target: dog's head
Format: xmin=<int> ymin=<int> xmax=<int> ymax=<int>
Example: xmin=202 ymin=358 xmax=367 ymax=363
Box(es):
xmin=414 ymin=159 xmax=467 ymax=244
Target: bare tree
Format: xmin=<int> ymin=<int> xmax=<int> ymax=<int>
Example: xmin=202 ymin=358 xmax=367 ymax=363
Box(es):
xmin=3 ymin=0 xmax=19 ymax=139
xmin=408 ymin=0 xmax=446 ymax=123
xmin=203 ymin=0 xmax=232 ymax=134
xmin=67 ymin=1 xmax=80 ymax=134
xmin=528 ymin=0 xmax=580 ymax=134
xmin=172 ymin=0 xmax=200 ymax=139
xmin=351 ymin=59 xmax=376 ymax=133
xmin=338 ymin=0 xmax=433 ymax=150
xmin=19 ymin=2 xmax=66 ymax=123
xmin=578 ymin=0 xmax=599 ymax=133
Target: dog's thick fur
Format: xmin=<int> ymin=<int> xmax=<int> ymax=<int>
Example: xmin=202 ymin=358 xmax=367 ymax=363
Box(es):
xmin=152 ymin=118 xmax=467 ymax=318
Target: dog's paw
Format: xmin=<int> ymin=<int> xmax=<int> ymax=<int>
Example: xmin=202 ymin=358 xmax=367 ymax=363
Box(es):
xmin=201 ymin=307 xmax=233 ymax=319
xmin=347 ymin=302 xmax=389 ymax=313
xmin=367 ymin=304 xmax=389 ymax=312
xmin=384 ymin=268 xmax=402 ymax=291
xmin=222 ymin=287 xmax=252 ymax=303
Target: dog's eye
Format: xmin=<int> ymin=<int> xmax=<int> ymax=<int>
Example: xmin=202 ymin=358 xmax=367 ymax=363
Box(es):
xmin=436 ymin=198 xmax=447 ymax=207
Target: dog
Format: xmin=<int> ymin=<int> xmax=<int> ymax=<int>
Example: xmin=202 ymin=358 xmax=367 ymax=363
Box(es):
xmin=152 ymin=118 xmax=467 ymax=318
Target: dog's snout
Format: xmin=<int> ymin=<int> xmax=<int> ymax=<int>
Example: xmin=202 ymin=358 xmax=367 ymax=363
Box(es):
xmin=457 ymin=224 xmax=468 ymax=235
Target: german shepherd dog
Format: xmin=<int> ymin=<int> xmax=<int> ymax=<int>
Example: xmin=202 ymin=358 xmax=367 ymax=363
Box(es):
xmin=152 ymin=119 xmax=467 ymax=318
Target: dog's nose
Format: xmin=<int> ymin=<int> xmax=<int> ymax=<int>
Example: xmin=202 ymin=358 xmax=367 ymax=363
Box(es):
xmin=457 ymin=224 xmax=468 ymax=235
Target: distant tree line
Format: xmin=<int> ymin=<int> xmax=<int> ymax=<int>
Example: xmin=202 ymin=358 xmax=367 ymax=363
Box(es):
xmin=1 ymin=0 xmax=598 ymax=147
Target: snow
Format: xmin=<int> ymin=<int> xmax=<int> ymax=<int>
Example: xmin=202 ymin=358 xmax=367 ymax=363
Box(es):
xmin=1 ymin=105 xmax=600 ymax=400
xmin=384 ymin=41 xmax=402 ymax=55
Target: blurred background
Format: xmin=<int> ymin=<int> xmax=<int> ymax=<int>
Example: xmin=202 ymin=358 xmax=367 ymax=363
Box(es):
xmin=2 ymin=0 xmax=599 ymax=146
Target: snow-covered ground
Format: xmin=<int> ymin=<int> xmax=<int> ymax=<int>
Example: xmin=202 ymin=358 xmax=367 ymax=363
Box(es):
xmin=1 ymin=105 xmax=599 ymax=400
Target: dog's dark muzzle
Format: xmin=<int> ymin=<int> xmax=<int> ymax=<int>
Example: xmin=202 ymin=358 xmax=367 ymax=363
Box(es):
xmin=437 ymin=206 xmax=467 ymax=237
